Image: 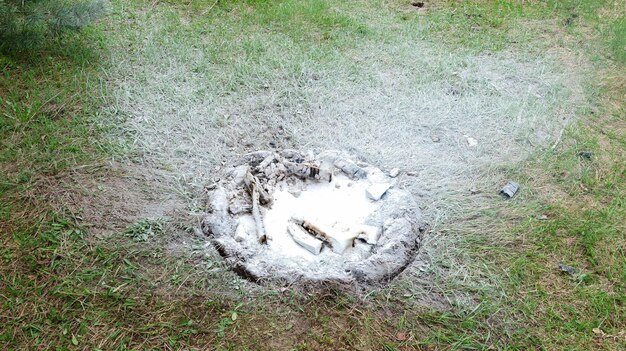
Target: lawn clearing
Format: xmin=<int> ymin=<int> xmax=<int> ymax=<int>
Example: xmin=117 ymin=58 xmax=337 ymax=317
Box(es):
xmin=1 ymin=0 xmax=624 ymax=350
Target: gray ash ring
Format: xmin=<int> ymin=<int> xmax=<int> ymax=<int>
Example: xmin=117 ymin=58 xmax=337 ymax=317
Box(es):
xmin=202 ymin=150 xmax=424 ymax=286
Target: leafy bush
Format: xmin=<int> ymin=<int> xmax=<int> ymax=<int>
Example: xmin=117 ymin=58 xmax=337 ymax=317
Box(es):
xmin=0 ymin=0 xmax=105 ymax=53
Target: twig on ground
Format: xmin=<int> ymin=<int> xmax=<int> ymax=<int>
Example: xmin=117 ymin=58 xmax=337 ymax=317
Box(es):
xmin=551 ymin=128 xmax=565 ymax=149
xmin=245 ymin=172 xmax=268 ymax=244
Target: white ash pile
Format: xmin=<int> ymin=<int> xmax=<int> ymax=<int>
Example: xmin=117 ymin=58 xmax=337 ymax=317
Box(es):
xmin=202 ymin=150 xmax=424 ymax=285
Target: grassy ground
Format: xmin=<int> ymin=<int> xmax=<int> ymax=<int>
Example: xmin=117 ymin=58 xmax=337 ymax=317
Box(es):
xmin=1 ymin=0 xmax=624 ymax=350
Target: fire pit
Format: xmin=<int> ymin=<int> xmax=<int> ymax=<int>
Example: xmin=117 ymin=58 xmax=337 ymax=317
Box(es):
xmin=202 ymin=150 xmax=423 ymax=285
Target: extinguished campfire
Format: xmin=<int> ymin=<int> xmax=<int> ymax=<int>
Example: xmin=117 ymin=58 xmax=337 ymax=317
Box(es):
xmin=202 ymin=149 xmax=424 ymax=286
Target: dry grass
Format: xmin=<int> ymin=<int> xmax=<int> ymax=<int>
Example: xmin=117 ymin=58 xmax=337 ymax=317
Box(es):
xmin=101 ymin=0 xmax=591 ymax=308
xmin=106 ymin=0 xmax=588 ymax=222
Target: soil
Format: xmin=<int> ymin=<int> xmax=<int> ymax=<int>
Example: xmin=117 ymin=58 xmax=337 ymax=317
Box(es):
xmin=42 ymin=162 xmax=188 ymax=238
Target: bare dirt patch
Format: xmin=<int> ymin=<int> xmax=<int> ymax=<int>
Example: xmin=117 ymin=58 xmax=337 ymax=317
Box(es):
xmin=39 ymin=163 xmax=188 ymax=238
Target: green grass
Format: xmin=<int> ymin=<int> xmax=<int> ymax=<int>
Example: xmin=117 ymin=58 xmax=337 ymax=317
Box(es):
xmin=0 ymin=27 xmax=111 ymax=175
xmin=1 ymin=0 xmax=625 ymax=350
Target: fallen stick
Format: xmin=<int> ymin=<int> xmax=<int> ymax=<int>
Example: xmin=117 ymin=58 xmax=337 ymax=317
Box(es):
xmin=251 ymin=182 xmax=267 ymax=244
xmin=244 ymin=172 xmax=272 ymax=205
xmin=551 ymin=128 xmax=564 ymax=149
xmin=283 ymin=160 xmax=332 ymax=182
xmin=293 ymin=217 xmax=353 ymax=254
xmin=258 ymin=154 xmax=276 ymax=170
xmin=287 ymin=222 xmax=323 ymax=255
xmin=242 ymin=171 xmax=271 ymax=244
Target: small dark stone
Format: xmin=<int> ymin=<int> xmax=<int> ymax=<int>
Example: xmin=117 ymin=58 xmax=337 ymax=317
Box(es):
xmin=269 ymin=141 xmax=277 ymax=148
xmin=558 ymin=263 xmax=576 ymax=275
xmin=411 ymin=1 xmax=425 ymax=8
xmin=577 ymin=151 xmax=593 ymax=159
